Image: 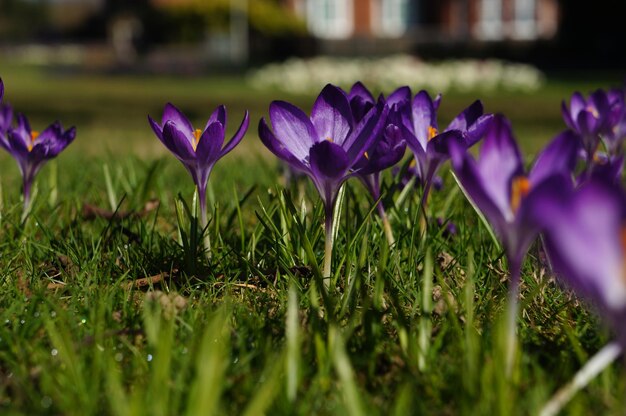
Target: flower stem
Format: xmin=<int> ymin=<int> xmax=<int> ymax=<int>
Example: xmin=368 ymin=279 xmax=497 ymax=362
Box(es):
xmin=198 ymin=185 xmax=211 ymax=258
xmin=323 ymin=203 xmax=334 ymax=288
xmin=21 ymin=175 xmax=32 ymax=222
xmin=539 ymin=342 xmax=622 ymax=416
xmin=505 ymin=259 xmax=521 ymax=378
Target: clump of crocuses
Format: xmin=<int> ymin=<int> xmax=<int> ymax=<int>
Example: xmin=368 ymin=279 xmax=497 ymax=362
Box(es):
xmin=149 ymin=103 xmax=249 ymax=253
xmin=348 ymin=82 xmax=408 ymax=245
xmin=396 ymin=89 xmax=493 ymax=207
xmin=562 ymin=88 xmax=626 ymax=180
xmin=0 ymin=79 xmax=76 ymax=216
xmin=259 ymin=83 xmax=389 ymax=282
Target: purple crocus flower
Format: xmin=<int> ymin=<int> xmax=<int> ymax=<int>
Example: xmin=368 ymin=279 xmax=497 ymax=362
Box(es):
xmin=0 ymin=114 xmax=76 ymax=212
xmin=562 ymin=89 xmax=621 ymax=162
xmin=538 ymin=178 xmax=626 ymax=416
xmin=397 ymin=89 xmax=493 ymax=205
xmin=540 ymin=179 xmax=626 ymax=344
xmin=449 ymin=115 xmax=579 ymax=374
xmin=601 ymin=88 xmax=626 ymax=156
xmin=259 ymin=83 xmax=389 ymax=279
xmin=149 ymin=103 xmax=249 ymax=228
xmin=348 ymin=82 xmax=408 ymax=245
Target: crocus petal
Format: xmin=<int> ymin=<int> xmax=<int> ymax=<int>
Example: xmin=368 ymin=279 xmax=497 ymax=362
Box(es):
xmin=258 ymin=117 xmax=306 ymax=172
xmin=589 ymin=89 xmax=610 ymax=117
xmin=543 ymin=180 xmax=626 ymax=312
xmin=515 ymin=173 xmax=573 ymax=260
xmin=476 ymin=115 xmax=524 ymax=220
xmin=561 ymin=100 xmax=577 ymax=131
xmin=269 ymin=100 xmax=318 ymax=162
xmin=386 ymin=86 xmax=411 ymax=109
xmin=357 ymin=124 xmax=406 ymax=175
xmin=162 ymin=121 xmax=197 ymax=162
xmin=17 ymin=113 xmax=31 ymax=134
xmin=219 ymin=110 xmax=249 ymax=157
xmin=343 ymin=103 xmax=388 ymax=165
xmin=411 ymin=90 xmax=437 ymax=149
xmin=447 ymin=100 xmax=483 ymax=132
xmin=196 ymin=122 xmax=224 ymax=165
xmin=529 ymin=130 xmax=579 ymax=185
xmin=464 ymin=113 xmax=494 ymax=147
xmin=591 ymin=155 xmax=624 ymax=184
xmin=7 ymin=129 xmax=30 ymax=156
xmin=309 ymin=140 xmax=350 ymax=180
xmin=450 ymin=143 xmax=509 ymax=238
xmin=433 ymin=93 xmax=442 ymax=111
xmin=348 ymin=81 xmax=375 ymax=102
xmin=162 ymin=103 xmax=194 ymax=137
xmin=569 ymin=92 xmax=586 ymax=120
xmin=427 ymin=129 xmax=464 ymax=159
xmin=149 ymin=114 xmax=180 ymax=155
xmin=205 ymin=105 xmax=227 ymax=131
xmin=310 ymin=84 xmax=354 ymax=146
xmin=577 ymin=110 xmax=600 ymax=137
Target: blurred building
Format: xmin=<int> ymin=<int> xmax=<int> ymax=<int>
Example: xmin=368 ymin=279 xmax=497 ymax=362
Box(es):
xmin=283 ymin=0 xmax=559 ymax=54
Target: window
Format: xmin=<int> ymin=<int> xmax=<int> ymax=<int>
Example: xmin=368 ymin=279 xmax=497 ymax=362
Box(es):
xmin=377 ymin=0 xmax=410 ymax=37
xmin=477 ymin=0 xmax=503 ymax=40
xmin=513 ymin=0 xmax=537 ymax=39
xmin=307 ymin=0 xmax=353 ymax=39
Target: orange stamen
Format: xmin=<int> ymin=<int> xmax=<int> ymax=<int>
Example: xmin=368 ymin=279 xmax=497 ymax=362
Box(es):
xmin=364 ymin=151 xmax=369 ymax=159
xmin=510 ymin=176 xmax=531 ymax=214
xmin=428 ymin=126 xmax=438 ymax=141
xmin=326 ymin=137 xmax=333 ymax=143
xmin=28 ymin=131 xmax=40 ymax=152
xmin=192 ymin=129 xmax=202 ymax=151
xmin=586 ymin=106 xmax=599 ymax=119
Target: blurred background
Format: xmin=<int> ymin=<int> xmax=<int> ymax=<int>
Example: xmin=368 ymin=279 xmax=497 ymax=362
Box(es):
xmin=0 ymin=0 xmax=625 ymax=159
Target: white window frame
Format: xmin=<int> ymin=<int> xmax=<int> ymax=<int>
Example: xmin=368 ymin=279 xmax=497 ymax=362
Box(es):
xmin=513 ymin=0 xmax=537 ymax=40
xmin=477 ymin=0 xmax=504 ymax=40
xmin=306 ymin=0 xmax=354 ymax=39
xmin=374 ymin=0 xmax=410 ymax=38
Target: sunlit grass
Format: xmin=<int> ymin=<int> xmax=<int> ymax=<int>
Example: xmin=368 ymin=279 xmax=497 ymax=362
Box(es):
xmin=0 ymin=64 xmax=624 ymax=414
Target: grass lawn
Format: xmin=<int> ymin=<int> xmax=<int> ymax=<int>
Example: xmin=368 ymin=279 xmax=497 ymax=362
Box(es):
xmin=0 ymin=63 xmax=624 ymax=414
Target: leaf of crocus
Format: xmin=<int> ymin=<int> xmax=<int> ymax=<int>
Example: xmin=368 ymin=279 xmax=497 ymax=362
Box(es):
xmin=269 ymin=101 xmax=318 ymax=162
xmin=311 ymin=84 xmax=353 ymax=147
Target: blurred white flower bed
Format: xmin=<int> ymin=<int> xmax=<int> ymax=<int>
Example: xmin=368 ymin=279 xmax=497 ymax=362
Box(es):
xmin=248 ymin=55 xmax=545 ymax=94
